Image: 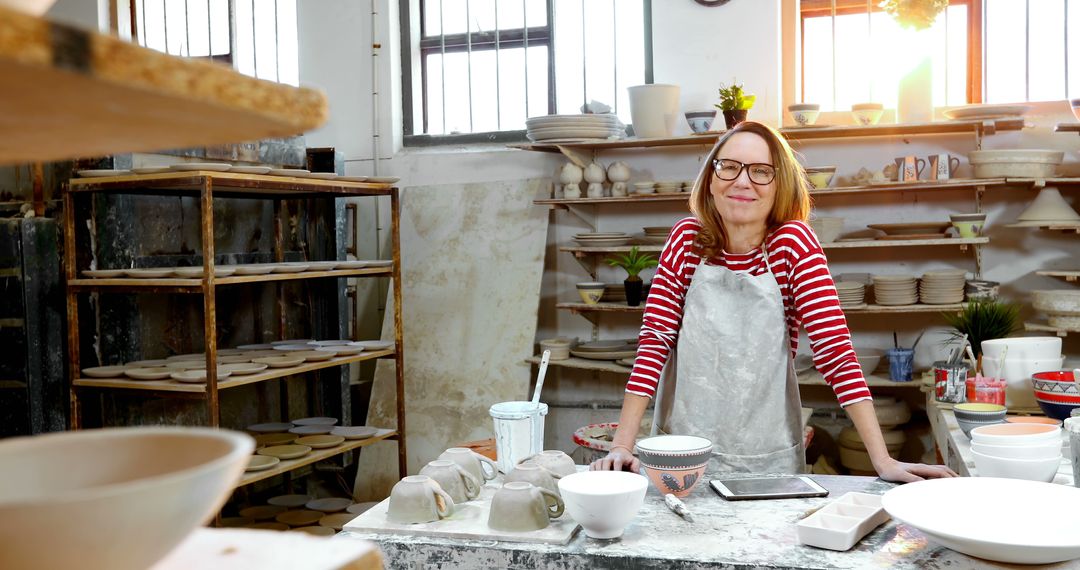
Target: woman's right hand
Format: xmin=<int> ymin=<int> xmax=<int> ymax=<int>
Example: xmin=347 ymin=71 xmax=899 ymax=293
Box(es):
xmin=589 ymin=445 xmax=640 ymax=472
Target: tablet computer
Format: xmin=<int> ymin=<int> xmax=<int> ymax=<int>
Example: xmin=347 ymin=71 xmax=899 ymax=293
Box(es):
xmin=710 ymin=476 xmax=829 ymax=501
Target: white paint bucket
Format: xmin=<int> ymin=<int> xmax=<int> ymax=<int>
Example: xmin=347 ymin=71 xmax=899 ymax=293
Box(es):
xmin=489 ymin=401 xmax=548 ymax=474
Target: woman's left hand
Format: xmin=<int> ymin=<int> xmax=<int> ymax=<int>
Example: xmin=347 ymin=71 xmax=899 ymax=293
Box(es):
xmin=874 ymin=456 xmax=958 ymax=483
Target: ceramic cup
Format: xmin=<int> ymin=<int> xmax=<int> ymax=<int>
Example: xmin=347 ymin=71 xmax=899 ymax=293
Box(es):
xmin=386 ymin=475 xmax=455 ymax=524
xmin=517 ymin=450 xmax=577 ymax=478
xmin=419 ymin=460 xmax=481 ymax=504
xmin=438 ymin=447 xmax=498 ymax=483
xmin=505 ymin=461 xmax=562 ymax=497
xmin=487 ymin=482 xmax=564 ymax=532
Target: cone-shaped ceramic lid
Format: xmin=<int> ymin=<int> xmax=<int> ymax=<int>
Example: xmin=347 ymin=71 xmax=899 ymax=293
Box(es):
xmin=1017 ymin=187 xmax=1080 ymax=222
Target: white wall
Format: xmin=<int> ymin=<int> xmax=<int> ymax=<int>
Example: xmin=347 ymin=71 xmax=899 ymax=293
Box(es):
xmin=46 ymin=0 xmax=109 ymax=32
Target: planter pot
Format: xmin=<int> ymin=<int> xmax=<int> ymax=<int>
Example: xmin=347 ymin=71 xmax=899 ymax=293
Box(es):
xmin=723 ymin=110 xmax=748 ymax=129
xmin=624 ymin=278 xmax=644 ymax=307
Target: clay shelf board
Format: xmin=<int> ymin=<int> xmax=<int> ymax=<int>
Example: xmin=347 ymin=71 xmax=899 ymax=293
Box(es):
xmin=238 ymin=429 xmax=398 ymax=487
xmin=821 ymin=237 xmax=989 ymax=249
xmin=0 ymin=8 xmax=328 ymax=164
xmin=67 ymin=172 xmax=395 ymax=198
xmin=1037 ymin=270 xmax=1080 ymax=282
xmin=844 ymin=303 xmax=967 ymax=314
xmin=556 ymin=302 xmax=645 ymax=313
xmin=67 ymin=268 xmax=393 ymax=292
xmin=798 ymin=370 xmax=922 ymax=389
xmin=72 ymin=350 xmax=396 ymax=393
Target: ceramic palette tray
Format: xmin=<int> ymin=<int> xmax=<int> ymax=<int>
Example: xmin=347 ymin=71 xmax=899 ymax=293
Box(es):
xmin=344 ymin=480 xmax=580 ymax=545
xmin=796 ymin=492 xmax=890 ymax=551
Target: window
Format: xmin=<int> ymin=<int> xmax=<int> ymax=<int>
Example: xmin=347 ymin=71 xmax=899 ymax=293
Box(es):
xmin=800 ymin=0 xmax=1080 ymax=110
xmin=128 ymin=0 xmax=299 ymax=86
xmin=407 ymin=0 xmax=650 ymax=139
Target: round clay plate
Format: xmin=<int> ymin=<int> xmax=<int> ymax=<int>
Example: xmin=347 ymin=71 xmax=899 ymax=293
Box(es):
xmin=222 ymin=362 xmax=268 ymax=375
xmin=239 ymin=505 xmax=287 ymax=520
xmin=81 ymin=366 xmax=127 ymax=378
xmin=246 ymin=455 xmax=280 ymax=472
xmin=238 ymin=343 xmax=275 ymax=350
xmin=276 ymin=510 xmax=324 ymax=527
xmin=124 ymin=359 xmax=168 ymax=368
xmin=286 ymin=350 xmax=335 ymax=362
xmin=254 ymin=433 xmax=295 ymax=447
xmin=367 ymin=176 xmax=400 ymax=184
xmin=309 ymin=340 xmax=355 ymax=347
xmin=247 ymin=422 xmax=294 ymax=434
xmin=248 ymin=522 xmax=289 ymax=531
xmin=292 ymin=416 xmax=339 ymax=426
xmin=349 ymin=340 xmax=394 ymax=351
xmin=267 ymin=494 xmax=314 ymax=508
xmin=331 ymin=426 xmax=379 ymax=440
xmin=123 ymin=367 xmax=173 ymax=381
xmin=165 ymin=353 xmax=207 ymax=361
xmin=317 ymin=345 xmax=364 ymax=356
xmin=306 ymin=497 xmax=353 ymax=513
xmin=346 ymin=502 xmax=378 ymax=515
xmin=273 ymin=344 xmax=317 ymax=352
xmin=219 ymin=516 xmax=254 ymax=528
xmin=289 ymin=425 xmax=333 ymax=436
xmin=233 ymin=265 xmax=275 ymax=276
xmin=82 ymin=269 xmax=125 ymax=278
xmin=257 ymin=444 xmax=312 ymax=460
xmin=253 ymin=357 xmax=304 ymax=368
xmin=271 ymin=339 xmax=316 ymax=346
xmin=335 ymin=260 xmax=370 ymax=269
xmin=290 ymin=526 xmax=336 ymax=536
xmin=319 ymin=513 xmax=356 ymax=531
xmin=294 ymin=435 xmax=344 ymax=449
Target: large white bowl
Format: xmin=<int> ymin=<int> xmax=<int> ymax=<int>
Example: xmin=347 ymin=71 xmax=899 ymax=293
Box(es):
xmin=982 ymin=337 xmax=1063 ymax=361
xmin=882 ymin=477 xmax=1080 ymax=564
xmin=0 ymin=0 xmax=57 ymax=15
xmin=971 ymin=450 xmax=1060 ymax=482
xmin=971 ymin=441 xmax=1062 ymax=460
xmin=0 ymin=427 xmax=254 ymax=570
xmin=970 ymin=423 xmax=1061 ymax=446
xmin=558 ymin=471 xmax=648 ymax=539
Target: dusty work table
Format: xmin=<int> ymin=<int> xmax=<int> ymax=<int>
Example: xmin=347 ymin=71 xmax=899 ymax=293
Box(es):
xmin=338 ymin=472 xmax=1074 ymax=569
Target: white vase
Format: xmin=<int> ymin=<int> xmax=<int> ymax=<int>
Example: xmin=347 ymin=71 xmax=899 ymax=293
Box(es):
xmin=627 ymin=84 xmax=681 ymax=138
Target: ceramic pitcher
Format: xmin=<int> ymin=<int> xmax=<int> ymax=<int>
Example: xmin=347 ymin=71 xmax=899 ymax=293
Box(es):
xmin=928 ymin=154 xmax=961 ymax=180
xmin=894 ymin=156 xmax=925 ymax=182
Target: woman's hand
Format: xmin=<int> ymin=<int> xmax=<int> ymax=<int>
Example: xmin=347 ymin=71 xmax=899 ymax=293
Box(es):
xmin=873 ymin=456 xmax=958 ymax=483
xmin=589 ymin=445 xmax=640 ymax=472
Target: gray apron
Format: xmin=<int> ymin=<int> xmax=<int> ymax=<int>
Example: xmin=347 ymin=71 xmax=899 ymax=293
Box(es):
xmin=652 ymin=248 xmax=805 ymax=475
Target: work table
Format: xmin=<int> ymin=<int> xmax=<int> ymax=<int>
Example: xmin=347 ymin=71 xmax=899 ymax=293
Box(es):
xmin=338 ymin=472 xmax=1071 ymax=569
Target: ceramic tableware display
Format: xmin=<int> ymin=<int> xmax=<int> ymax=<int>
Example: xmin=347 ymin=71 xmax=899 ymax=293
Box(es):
xmin=928 ymin=154 xmax=961 ymax=180
xmin=1031 ymin=370 xmax=1080 ymax=420
xmin=804 ymin=167 xmax=836 ymax=189
xmin=968 ymin=149 xmax=1063 ymax=179
xmin=419 ymin=459 xmax=482 ymax=504
xmin=505 ymin=461 xmax=562 ymax=496
xmin=558 ymin=471 xmax=648 ymax=539
xmin=952 ymin=403 xmax=1007 ymax=437
xmin=558 ymin=162 xmax=583 ymax=199
xmin=893 ymin=156 xmax=925 ymax=182
xmin=576 ymin=282 xmax=605 ymax=305
xmin=386 ymin=475 xmax=455 ymax=524
xmin=949 ymin=213 xmax=986 ymax=238
xmin=607 ymin=161 xmax=630 ymax=197
xmin=584 ymin=162 xmax=606 ymax=198
xmin=487 ymin=482 xmax=564 ymax=532
xmin=517 ymin=450 xmax=577 ymax=478
xmin=438 ymin=447 xmax=499 ymax=482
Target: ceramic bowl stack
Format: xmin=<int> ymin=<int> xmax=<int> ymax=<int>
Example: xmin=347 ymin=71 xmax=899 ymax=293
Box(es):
xmin=1010 ymin=187 xmax=1080 ymax=228
xmin=572 ymin=232 xmax=631 ymax=247
xmin=538 ymin=338 xmax=574 ymax=360
xmin=969 ymin=423 xmax=1062 ymax=482
xmin=1032 ymin=290 xmax=1080 ymax=330
xmin=1031 ymin=370 xmax=1080 ymax=420
xmin=525 ymin=114 xmax=624 ymax=142
xmin=919 ymin=270 xmax=966 ymax=305
xmin=641 ymin=226 xmax=672 ymax=244
xmin=633 ymin=435 xmax=712 ymax=498
xmin=654 ymin=181 xmax=683 ymax=194
xmin=835 ymin=281 xmax=866 ymax=309
xmin=871 ymin=275 xmax=918 ymax=306
xmin=981 ymin=337 xmax=1064 ymax=409
xmin=809 ymin=216 xmax=843 ymax=243
xmin=952 ymin=403 xmax=1007 ymax=437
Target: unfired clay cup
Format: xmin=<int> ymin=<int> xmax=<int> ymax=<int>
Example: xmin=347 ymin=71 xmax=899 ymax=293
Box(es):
xmin=505 ymin=461 xmax=562 ymax=497
xmin=419 ymin=459 xmax=481 ymax=504
xmin=487 ymin=481 xmax=564 ymax=532
xmin=386 ymin=475 xmax=454 ymax=524
xmin=438 ymin=447 xmax=498 ymax=482
xmin=517 ymin=450 xmax=577 ymax=478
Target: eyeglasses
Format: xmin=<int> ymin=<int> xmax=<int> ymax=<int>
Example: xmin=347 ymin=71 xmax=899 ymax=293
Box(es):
xmin=712 ymin=158 xmax=776 ymax=185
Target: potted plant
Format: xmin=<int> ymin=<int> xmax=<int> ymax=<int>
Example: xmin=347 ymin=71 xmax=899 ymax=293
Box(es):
xmin=941 ymin=299 xmax=1021 ymax=364
xmin=715 ymin=81 xmax=756 ymax=129
xmin=606 ymin=246 xmax=659 ymax=307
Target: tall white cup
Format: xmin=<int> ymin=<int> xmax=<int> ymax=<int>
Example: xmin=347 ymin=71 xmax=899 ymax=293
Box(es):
xmin=627 ymin=84 xmax=681 ymax=138
xmin=489 ymin=401 xmax=548 ymax=474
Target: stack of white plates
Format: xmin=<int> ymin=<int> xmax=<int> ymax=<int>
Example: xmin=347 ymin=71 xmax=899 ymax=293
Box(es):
xmin=655 ymin=181 xmax=684 ymax=194
xmin=526 ymin=114 xmax=625 ymax=142
xmin=872 ymin=275 xmax=918 ymax=306
xmin=920 ymin=270 xmax=967 ymax=305
xmin=573 ymin=232 xmax=631 ymax=247
xmin=835 ymin=281 xmax=866 ymax=308
xmin=641 ymin=226 xmax=672 ymax=244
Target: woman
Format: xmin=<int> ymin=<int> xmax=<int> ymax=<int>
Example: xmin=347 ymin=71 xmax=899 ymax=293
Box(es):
xmin=592 ymin=121 xmax=955 ymax=483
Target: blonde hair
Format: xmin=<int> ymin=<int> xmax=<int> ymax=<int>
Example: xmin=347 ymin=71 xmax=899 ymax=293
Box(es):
xmin=688 ymin=121 xmax=812 ymax=260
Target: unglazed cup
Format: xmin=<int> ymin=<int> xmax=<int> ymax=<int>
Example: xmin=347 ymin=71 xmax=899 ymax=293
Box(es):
xmin=386 ymin=475 xmax=454 ymax=524
xmin=419 ymin=459 xmax=481 ymax=504
xmin=487 ymin=482 xmax=564 ymax=532
xmin=438 ymin=447 xmax=498 ymax=483
xmin=517 ymin=450 xmax=577 ymax=478
xmin=505 ymin=461 xmax=562 ymax=497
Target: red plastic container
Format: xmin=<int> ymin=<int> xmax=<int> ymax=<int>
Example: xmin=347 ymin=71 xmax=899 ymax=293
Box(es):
xmin=966 ymin=376 xmax=1006 ymax=405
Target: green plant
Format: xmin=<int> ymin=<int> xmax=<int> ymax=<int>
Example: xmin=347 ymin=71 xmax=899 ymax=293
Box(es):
xmin=879 ymin=0 xmax=948 ymax=31
xmin=941 ymin=299 xmax=1021 ymax=359
xmin=605 ymin=246 xmax=658 ymax=281
xmin=715 ymin=81 xmax=756 ymax=111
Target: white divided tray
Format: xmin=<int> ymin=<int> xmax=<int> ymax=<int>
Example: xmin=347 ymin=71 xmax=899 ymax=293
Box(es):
xmin=796 ymin=492 xmax=890 ymax=551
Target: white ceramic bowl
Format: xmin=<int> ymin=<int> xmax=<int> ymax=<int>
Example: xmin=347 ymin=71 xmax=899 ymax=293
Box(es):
xmin=558 ymin=471 xmax=648 ymax=539
xmin=788 ymin=104 xmax=821 ymax=127
xmin=0 ymin=427 xmax=253 ymax=570
xmin=971 ymin=449 xmax=1061 ymax=482
xmin=854 ymin=348 xmax=884 ymax=376
xmin=968 ymin=150 xmax=1063 ymax=178
xmin=851 ymin=103 xmax=884 ymax=126
xmin=971 ymin=441 xmax=1062 ymax=461
xmin=981 ymin=337 xmax=1063 ymax=362
xmin=970 ymin=423 xmax=1061 ymax=446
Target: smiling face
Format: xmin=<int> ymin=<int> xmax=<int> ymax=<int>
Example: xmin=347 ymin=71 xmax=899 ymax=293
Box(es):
xmin=709 ymin=132 xmax=777 ymax=230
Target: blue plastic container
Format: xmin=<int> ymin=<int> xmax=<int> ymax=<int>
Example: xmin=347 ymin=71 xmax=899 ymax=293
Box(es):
xmin=886 ymin=348 xmax=914 ymax=382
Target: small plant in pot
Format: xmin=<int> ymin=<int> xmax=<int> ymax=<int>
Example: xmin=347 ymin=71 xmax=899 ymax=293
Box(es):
xmin=715 ymin=81 xmax=756 ymax=129
xmin=941 ymin=298 xmax=1021 ymax=365
xmin=606 ymin=246 xmax=659 ymax=307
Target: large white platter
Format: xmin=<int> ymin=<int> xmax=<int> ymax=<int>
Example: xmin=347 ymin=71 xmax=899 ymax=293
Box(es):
xmin=882 ymin=477 xmax=1080 ymax=564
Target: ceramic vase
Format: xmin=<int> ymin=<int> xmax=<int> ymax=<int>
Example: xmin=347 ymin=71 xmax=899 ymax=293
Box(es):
xmin=559 ymin=163 xmax=583 ymax=199
xmin=584 ymin=162 xmax=606 ymax=198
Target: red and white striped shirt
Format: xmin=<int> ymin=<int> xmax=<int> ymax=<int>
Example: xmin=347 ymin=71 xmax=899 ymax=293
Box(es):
xmin=627 ymin=217 xmax=872 ymax=407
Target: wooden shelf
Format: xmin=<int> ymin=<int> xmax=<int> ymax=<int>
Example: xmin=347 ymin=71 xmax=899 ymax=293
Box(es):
xmin=557 ymin=302 xmax=644 ymax=313
xmin=1025 ymin=322 xmax=1078 ymax=336
xmin=509 ymin=118 xmax=1025 ymax=154
xmin=525 ymin=355 xmax=631 ymax=374
xmin=68 ymin=267 xmax=392 ymax=293
xmin=1005 ymin=223 xmax=1080 ymax=234
xmin=0 ymin=7 xmax=326 ymax=164
xmin=1037 ymin=270 xmax=1080 ymax=282
xmin=1054 ymin=123 xmax=1080 ymax=134
xmin=68 ymin=172 xmax=396 ymax=198
xmin=560 ymin=244 xmax=662 ymax=257
xmin=73 ymin=350 xmax=395 ymax=393
xmin=535 ymin=193 xmax=690 ymax=206
xmin=238 ymin=428 xmax=398 ymax=487
xmin=797 ymin=370 xmax=923 ymax=389
xmin=844 ymin=303 xmax=967 ymax=314
xmin=821 ymin=237 xmax=988 ymax=249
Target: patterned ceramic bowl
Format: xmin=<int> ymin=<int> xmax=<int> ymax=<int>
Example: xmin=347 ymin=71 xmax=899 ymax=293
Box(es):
xmin=634 ymin=435 xmax=713 ymax=468
xmin=1032 ymin=371 xmax=1080 ymax=420
xmin=641 ymin=463 xmax=707 ymax=498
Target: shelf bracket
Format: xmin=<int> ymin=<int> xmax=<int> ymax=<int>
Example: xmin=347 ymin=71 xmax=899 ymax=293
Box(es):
xmin=570 ymin=308 xmax=600 ymax=326
xmin=571 ymin=252 xmax=597 ymax=277
xmin=554 ymin=145 xmax=595 ymax=169
xmin=1032 ymin=178 xmax=1047 ymax=190
xmin=563 ymin=204 xmax=598 ymax=228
